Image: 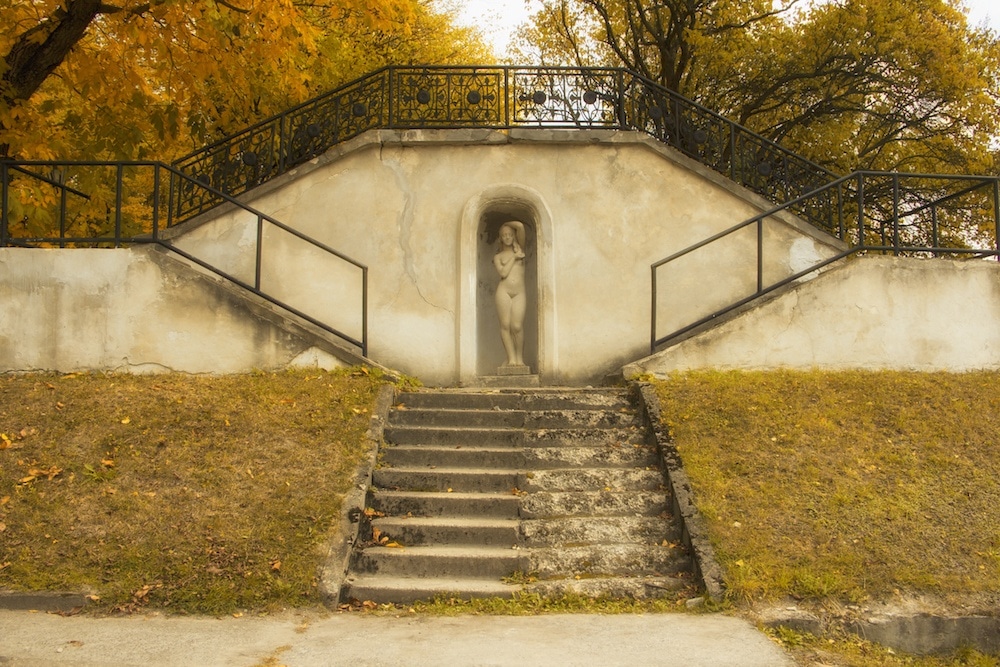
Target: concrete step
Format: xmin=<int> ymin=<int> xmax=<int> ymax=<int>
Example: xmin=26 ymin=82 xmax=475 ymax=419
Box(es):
xmin=342 ymin=574 xmax=520 ymax=604
xmin=521 ymin=468 xmax=665 ymax=493
xmin=520 ymin=490 xmax=670 ymax=519
xmin=395 ymin=390 xmax=631 ymax=412
xmin=381 ymin=445 xmax=526 ymax=469
xmin=520 ymin=517 xmax=678 ymax=547
xmin=373 ymin=468 xmax=521 ymax=493
xmin=371 ymin=516 xmax=520 ymax=547
xmin=523 ymin=444 xmax=658 ymax=469
xmin=525 ymin=575 xmax=695 ymax=600
xmin=369 ymin=490 xmax=522 ymax=519
xmin=351 ymin=545 xmax=527 ymax=578
xmin=385 ymin=426 xmax=646 ymax=448
xmin=389 ymin=408 xmax=639 ymax=430
xmin=528 ymin=544 xmax=691 ymax=578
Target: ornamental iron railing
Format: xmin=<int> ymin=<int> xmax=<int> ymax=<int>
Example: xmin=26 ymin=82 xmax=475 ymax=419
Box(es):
xmin=170 ymin=65 xmax=837 ymax=226
xmin=0 ymin=160 xmax=368 ymax=355
xmin=651 ymin=172 xmax=1000 ymax=351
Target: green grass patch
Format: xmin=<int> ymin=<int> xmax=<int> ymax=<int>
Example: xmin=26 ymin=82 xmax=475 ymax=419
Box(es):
xmin=0 ymin=368 xmax=386 ymax=615
xmin=654 ymin=370 xmax=1000 ymax=604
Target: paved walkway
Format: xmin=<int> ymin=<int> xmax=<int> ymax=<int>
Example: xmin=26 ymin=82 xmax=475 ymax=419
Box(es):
xmin=0 ymin=609 xmax=793 ymax=666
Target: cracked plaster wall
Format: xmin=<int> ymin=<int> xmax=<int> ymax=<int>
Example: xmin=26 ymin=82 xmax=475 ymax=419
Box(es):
xmin=0 ymin=246 xmax=343 ymax=374
xmin=627 ymin=256 xmax=1000 ymax=375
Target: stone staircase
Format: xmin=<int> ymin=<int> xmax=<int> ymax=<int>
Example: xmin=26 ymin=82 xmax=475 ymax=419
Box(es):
xmin=339 ymin=388 xmax=695 ymax=604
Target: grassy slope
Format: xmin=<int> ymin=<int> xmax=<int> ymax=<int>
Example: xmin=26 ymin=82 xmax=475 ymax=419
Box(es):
xmin=0 ymin=369 xmax=384 ymax=614
xmin=654 ymin=370 xmax=1000 ymax=604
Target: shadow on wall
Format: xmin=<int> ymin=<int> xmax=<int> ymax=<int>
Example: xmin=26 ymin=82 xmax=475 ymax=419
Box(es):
xmin=477 ymin=207 xmax=538 ymax=377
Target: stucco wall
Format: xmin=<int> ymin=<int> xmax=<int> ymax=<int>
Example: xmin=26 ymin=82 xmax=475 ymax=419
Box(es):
xmin=0 ymin=246 xmax=349 ymax=374
xmin=167 ymin=129 xmax=842 ymax=385
xmin=625 ymin=256 xmax=1000 ymax=376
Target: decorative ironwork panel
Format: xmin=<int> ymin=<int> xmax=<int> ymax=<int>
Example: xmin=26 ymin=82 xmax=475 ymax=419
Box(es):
xmin=173 ymin=121 xmax=281 ymax=219
xmin=511 ymin=68 xmax=621 ymax=127
xmin=285 ymin=71 xmax=389 ymax=167
xmin=390 ymin=68 xmax=503 ymax=127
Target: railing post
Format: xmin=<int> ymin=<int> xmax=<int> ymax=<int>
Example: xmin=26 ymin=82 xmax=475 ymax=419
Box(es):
xmin=114 ymin=163 xmax=124 ymax=247
xmin=650 ymin=263 xmax=657 ymax=354
xmin=729 ymin=122 xmax=737 ymax=183
xmin=837 ymin=181 xmax=845 ymax=241
xmin=1 ymin=162 xmax=8 ymax=246
xmin=892 ymin=174 xmax=900 ymax=255
xmin=930 ymin=204 xmax=939 ymax=257
xmin=362 ymin=265 xmax=369 ymax=357
xmin=857 ymin=173 xmax=865 ymax=249
xmin=255 ymin=215 xmax=264 ymax=291
xmin=757 ymin=217 xmax=764 ymax=293
xmin=152 ymin=165 xmax=161 ymax=240
xmin=387 ymin=66 xmax=395 ymax=129
xmin=994 ymin=179 xmax=1000 ymax=261
xmin=58 ymin=166 xmax=68 ymax=248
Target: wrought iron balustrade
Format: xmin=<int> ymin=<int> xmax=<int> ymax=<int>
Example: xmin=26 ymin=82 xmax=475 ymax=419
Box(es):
xmin=170 ymin=65 xmax=837 ymax=226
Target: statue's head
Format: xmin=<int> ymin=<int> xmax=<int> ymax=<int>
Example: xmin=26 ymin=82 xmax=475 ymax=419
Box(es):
xmin=498 ymin=220 xmax=526 ymax=250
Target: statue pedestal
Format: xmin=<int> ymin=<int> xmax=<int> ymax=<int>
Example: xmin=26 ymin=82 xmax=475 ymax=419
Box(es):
xmin=496 ymin=364 xmax=531 ymax=376
xmin=477 ymin=367 xmax=539 ymax=388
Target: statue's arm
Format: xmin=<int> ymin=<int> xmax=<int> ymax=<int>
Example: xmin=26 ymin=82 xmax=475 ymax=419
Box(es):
xmin=494 ymin=253 xmax=515 ymax=279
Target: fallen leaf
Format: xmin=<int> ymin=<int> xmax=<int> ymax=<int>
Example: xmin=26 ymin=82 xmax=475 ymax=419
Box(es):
xmin=271 ymin=560 xmax=282 ymax=571
xmin=120 ymin=417 xmax=131 ymax=424
xmin=0 ymin=523 xmax=6 ymax=532
xmin=0 ymin=496 xmax=9 ymax=505
xmin=384 ymin=541 xmax=403 ymax=548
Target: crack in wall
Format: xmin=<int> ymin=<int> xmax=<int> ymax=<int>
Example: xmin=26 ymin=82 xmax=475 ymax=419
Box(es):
xmin=380 ymin=143 xmax=455 ymax=316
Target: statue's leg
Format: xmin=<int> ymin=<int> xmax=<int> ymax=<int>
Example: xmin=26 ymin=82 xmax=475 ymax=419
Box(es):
xmin=495 ymin=288 xmax=515 ymax=365
xmin=510 ymin=292 xmax=527 ymax=366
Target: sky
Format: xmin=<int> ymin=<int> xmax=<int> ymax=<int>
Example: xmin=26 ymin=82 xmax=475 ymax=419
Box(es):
xmin=451 ymin=0 xmax=1000 ymax=57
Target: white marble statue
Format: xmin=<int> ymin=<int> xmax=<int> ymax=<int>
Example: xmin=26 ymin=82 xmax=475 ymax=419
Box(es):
xmin=493 ymin=221 xmax=527 ymax=368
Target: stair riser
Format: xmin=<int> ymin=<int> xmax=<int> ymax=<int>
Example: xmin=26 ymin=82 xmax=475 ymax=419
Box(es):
xmin=381 ymin=447 xmax=526 ymax=469
xmin=373 ymin=469 xmax=520 ymax=493
xmin=386 ymin=427 xmax=647 ymax=448
xmin=520 ymin=517 xmax=678 ymax=547
xmin=396 ymin=392 xmax=630 ymax=412
xmin=369 ymin=492 xmax=521 ymax=519
xmin=389 ymin=409 xmax=638 ymax=430
xmin=341 ymin=582 xmax=517 ymax=605
xmin=529 ymin=546 xmax=691 ymax=577
xmin=371 ymin=522 xmax=519 ymax=547
xmin=520 ymin=491 xmax=670 ymax=519
xmin=384 ymin=427 xmax=522 ymax=447
xmin=524 ymin=446 xmax=659 ymax=469
xmin=521 ymin=469 xmax=665 ymax=493
xmin=351 ymin=551 xmax=527 ymax=578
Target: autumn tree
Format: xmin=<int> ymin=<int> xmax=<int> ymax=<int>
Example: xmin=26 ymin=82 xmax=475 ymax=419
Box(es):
xmin=0 ymin=0 xmax=489 ymax=161
xmin=515 ymin=0 xmax=1000 ymax=176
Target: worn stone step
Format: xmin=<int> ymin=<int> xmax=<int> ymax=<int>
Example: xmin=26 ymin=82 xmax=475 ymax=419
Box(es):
xmin=368 ymin=490 xmax=521 ymax=519
xmin=381 ymin=445 xmax=526 ymax=469
xmin=521 ymin=468 xmax=665 ymax=493
xmin=528 ymin=544 xmax=690 ymax=578
xmin=371 ymin=516 xmax=520 ymax=547
xmin=523 ymin=445 xmax=658 ymax=469
xmin=520 ymin=517 xmax=678 ymax=547
xmin=341 ymin=575 xmax=519 ymax=605
xmin=520 ymin=490 xmax=670 ymax=519
xmin=373 ymin=468 xmax=521 ymax=493
xmin=351 ymin=545 xmax=528 ymax=578
xmin=525 ymin=575 xmax=695 ymax=600
xmin=384 ymin=426 xmax=523 ymax=447
xmin=389 ymin=408 xmax=638 ymax=430
xmin=395 ymin=390 xmax=631 ymax=412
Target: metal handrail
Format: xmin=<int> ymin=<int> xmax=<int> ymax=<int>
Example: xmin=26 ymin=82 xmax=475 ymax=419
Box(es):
xmin=0 ymin=160 xmax=368 ymax=355
xmin=651 ymin=171 xmax=1000 ymax=351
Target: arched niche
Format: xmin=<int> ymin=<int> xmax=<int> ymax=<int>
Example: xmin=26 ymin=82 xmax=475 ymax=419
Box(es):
xmin=458 ymin=185 xmax=556 ymax=386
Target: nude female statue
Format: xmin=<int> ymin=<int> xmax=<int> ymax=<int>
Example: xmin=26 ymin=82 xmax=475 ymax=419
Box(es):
xmin=493 ymin=221 xmax=527 ymax=367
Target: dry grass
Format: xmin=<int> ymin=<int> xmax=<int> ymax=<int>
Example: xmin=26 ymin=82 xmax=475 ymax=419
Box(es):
xmin=654 ymin=370 xmax=1000 ymax=605
xmin=0 ymin=368 xmax=385 ymax=615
